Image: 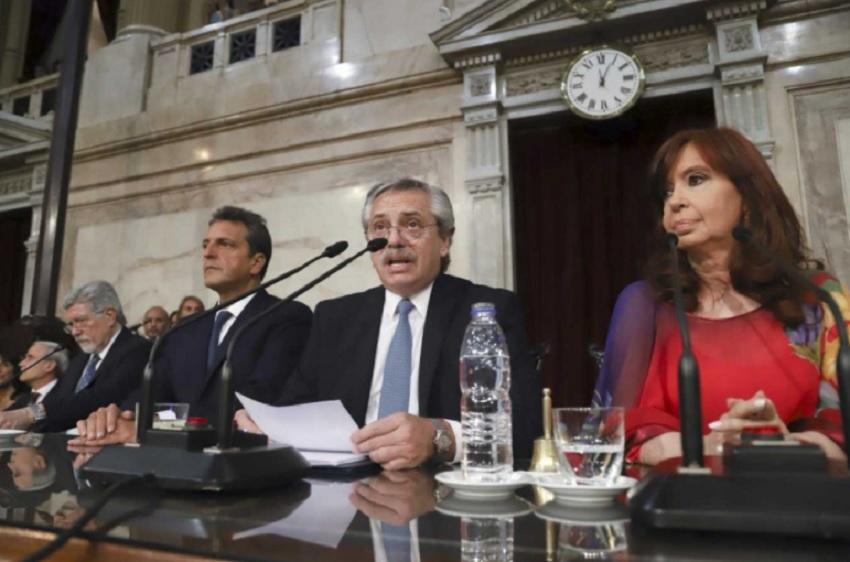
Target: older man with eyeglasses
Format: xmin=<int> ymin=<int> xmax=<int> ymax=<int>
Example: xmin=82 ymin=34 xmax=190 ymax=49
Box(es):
xmin=0 ymin=281 xmax=150 ymax=432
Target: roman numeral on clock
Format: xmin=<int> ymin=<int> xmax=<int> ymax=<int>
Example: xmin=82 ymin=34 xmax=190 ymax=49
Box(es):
xmin=621 ymin=87 xmax=632 ymax=95
xmin=596 ymin=53 xmax=605 ymax=64
xmin=623 ymin=74 xmax=635 ymax=81
xmin=576 ymin=92 xmax=588 ymax=103
xmin=588 ymin=99 xmax=596 ymax=110
xmin=601 ymin=100 xmax=609 ymax=111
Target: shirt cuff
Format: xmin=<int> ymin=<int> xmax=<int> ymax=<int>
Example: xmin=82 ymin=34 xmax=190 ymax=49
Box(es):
xmin=446 ymin=419 xmax=462 ymax=464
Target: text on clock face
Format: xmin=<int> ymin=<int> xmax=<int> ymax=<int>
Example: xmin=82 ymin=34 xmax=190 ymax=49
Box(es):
xmin=567 ymin=50 xmax=640 ymax=114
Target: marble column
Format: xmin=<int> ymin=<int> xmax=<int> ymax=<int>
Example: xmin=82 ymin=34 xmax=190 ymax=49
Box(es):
xmin=117 ymin=0 xmax=184 ymax=35
xmin=0 ymin=0 xmax=32 ymax=88
xmin=707 ymin=1 xmax=774 ymax=159
xmin=460 ymin=58 xmax=514 ymax=290
xmin=20 ymin=161 xmax=46 ymax=316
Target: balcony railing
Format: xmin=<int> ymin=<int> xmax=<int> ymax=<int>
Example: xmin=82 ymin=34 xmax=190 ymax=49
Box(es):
xmin=0 ymin=74 xmax=59 ymax=120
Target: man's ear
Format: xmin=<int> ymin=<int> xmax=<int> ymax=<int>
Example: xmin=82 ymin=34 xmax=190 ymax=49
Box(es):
xmin=249 ymin=253 xmax=267 ymax=276
xmin=43 ymin=359 xmax=57 ymax=375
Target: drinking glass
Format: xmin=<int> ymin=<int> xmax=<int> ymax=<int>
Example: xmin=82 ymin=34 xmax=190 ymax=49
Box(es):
xmin=552 ymin=407 xmax=624 ymax=486
xmin=153 ymin=402 xmax=190 ymax=430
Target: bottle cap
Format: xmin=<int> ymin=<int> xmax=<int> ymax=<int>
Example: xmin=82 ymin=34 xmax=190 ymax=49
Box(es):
xmin=471 ymin=302 xmax=496 ymax=318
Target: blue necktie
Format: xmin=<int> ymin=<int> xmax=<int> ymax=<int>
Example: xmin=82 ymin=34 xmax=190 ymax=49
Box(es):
xmin=378 ymin=299 xmax=414 ymax=419
xmin=381 ymin=521 xmax=411 ymax=562
xmin=75 ymin=354 xmax=100 ymax=393
xmin=207 ymin=310 xmax=233 ymax=372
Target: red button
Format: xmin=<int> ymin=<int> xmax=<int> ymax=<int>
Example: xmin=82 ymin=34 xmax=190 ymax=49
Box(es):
xmin=187 ymin=416 xmax=209 ymax=426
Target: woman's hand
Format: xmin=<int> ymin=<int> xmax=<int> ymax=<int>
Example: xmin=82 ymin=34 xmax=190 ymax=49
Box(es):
xmin=789 ymin=431 xmax=848 ymax=463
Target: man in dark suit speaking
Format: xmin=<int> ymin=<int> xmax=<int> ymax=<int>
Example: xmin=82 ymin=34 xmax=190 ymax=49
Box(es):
xmin=239 ymin=178 xmax=542 ymax=470
xmin=71 ymin=206 xmax=311 ymax=441
xmin=0 ymin=281 xmax=150 ymax=432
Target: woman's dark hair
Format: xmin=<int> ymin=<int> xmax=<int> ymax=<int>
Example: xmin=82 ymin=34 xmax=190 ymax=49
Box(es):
xmin=643 ymin=127 xmax=812 ymax=326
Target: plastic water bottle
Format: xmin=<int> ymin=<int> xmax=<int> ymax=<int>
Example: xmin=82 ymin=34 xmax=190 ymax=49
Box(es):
xmin=460 ymin=302 xmax=513 ymax=481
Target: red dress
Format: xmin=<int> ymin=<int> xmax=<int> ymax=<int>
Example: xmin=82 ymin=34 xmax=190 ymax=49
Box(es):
xmin=593 ymin=276 xmax=847 ymax=460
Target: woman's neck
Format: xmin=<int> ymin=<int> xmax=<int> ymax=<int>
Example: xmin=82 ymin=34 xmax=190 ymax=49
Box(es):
xmin=687 ymin=246 xmax=759 ymax=318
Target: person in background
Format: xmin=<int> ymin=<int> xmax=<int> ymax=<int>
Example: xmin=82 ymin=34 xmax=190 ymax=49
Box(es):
xmin=177 ymin=295 xmax=205 ymax=321
xmin=17 ymin=341 xmax=68 ymax=408
xmin=141 ymin=306 xmax=170 ymax=340
xmin=594 ymin=127 xmax=848 ymax=465
xmin=0 ymin=354 xmax=28 ymax=411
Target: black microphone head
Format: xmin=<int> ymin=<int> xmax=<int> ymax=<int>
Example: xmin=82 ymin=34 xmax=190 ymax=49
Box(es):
xmin=367 ymin=237 xmax=389 ymax=252
xmin=323 ymin=241 xmax=348 ymax=258
xmin=664 ymin=232 xmax=679 ymax=248
xmin=732 ymin=226 xmax=752 ymax=243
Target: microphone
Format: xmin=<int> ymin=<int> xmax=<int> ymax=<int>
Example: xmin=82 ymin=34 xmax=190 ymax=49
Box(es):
xmin=216 ymin=237 xmax=388 ymax=449
xmin=136 ymin=240 xmax=348 ymax=444
xmin=665 ymin=232 xmax=704 ymax=468
xmin=733 ymin=226 xmax=850 ymax=463
xmin=18 ymin=344 xmax=67 ymax=374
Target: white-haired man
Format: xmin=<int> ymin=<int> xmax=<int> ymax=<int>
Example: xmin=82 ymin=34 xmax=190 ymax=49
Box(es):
xmin=0 ymin=281 xmax=150 ymax=431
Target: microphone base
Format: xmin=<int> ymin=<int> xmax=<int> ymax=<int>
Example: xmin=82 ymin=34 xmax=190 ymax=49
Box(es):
xmin=80 ymin=443 xmax=310 ymax=491
xmin=630 ymin=458 xmax=850 ymax=539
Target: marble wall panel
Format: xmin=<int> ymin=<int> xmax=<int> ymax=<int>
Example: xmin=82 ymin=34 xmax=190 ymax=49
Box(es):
xmin=343 ymin=0 xmax=445 ymax=61
xmin=790 ymin=83 xmax=850 ymax=283
xmin=78 ymin=32 xmax=155 ymax=126
xmin=70 ymin=81 xmax=462 ymax=200
xmin=61 ymin=141 xmax=466 ymax=323
xmin=761 ymin=10 xmax=850 ymax=66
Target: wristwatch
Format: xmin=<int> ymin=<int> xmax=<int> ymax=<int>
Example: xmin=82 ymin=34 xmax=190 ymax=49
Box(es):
xmin=429 ymin=419 xmax=453 ymax=463
xmin=28 ymin=401 xmax=46 ymax=422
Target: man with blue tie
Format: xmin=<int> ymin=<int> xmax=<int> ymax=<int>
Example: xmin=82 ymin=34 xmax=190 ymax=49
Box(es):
xmin=237 ymin=178 xmax=542 ymax=470
xmin=0 ymin=281 xmax=151 ymax=432
xmin=72 ymin=206 xmax=312 ymax=441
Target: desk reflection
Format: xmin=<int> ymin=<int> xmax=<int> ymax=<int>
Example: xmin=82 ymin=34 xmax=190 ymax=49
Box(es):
xmin=0 ymin=438 xmax=847 ymax=561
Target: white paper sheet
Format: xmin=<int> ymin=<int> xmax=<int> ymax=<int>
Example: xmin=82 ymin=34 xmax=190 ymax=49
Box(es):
xmin=236 ymin=393 xmax=368 ymax=466
xmin=233 ymin=480 xmax=356 ymax=547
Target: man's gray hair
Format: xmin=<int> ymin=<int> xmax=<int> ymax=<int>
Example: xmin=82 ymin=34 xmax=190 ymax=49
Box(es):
xmin=33 ymin=341 xmax=68 ymax=377
xmin=62 ymin=280 xmax=127 ymax=326
xmin=361 ymin=178 xmax=455 ymax=272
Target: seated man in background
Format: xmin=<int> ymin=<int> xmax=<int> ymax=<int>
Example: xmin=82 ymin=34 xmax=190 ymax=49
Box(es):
xmin=18 ymin=341 xmax=69 ymax=407
xmin=0 ymin=281 xmax=150 ymax=432
xmin=141 ymin=306 xmax=170 ymax=340
xmin=71 ymin=206 xmax=312 ymax=439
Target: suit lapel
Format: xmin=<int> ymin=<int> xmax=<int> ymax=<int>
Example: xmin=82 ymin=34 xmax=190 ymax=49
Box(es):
xmin=343 ymin=288 xmax=384 ymax=425
xmin=90 ymin=327 xmax=130 ymax=384
xmin=418 ymin=275 xmax=463 ymax=414
xmin=204 ymin=290 xmax=269 ymax=386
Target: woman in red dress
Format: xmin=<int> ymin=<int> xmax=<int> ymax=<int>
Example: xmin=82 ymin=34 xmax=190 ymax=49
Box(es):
xmin=594 ymin=127 xmax=848 ymax=465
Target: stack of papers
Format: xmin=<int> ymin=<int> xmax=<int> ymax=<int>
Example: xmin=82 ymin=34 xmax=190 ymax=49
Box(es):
xmin=236 ymin=394 xmax=368 ymax=467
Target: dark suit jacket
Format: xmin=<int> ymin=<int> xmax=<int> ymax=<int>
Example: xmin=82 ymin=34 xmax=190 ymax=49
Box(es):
xmin=150 ymin=289 xmax=311 ymax=426
xmin=35 ymin=327 xmax=151 ymax=432
xmin=280 ymin=274 xmax=542 ymax=459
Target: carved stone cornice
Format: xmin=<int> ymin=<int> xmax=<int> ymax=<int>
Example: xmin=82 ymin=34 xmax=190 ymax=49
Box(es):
xmin=706 ymin=1 xmax=768 ymax=21
xmin=504 ymin=22 xmax=707 ymax=68
xmin=0 ymin=174 xmax=31 ymax=197
xmin=466 ymin=176 xmax=504 ymax=194
xmin=453 ymin=51 xmax=502 ymax=70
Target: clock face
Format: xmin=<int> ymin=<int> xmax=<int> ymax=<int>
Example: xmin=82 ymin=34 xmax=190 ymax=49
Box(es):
xmin=561 ymin=48 xmax=645 ymax=120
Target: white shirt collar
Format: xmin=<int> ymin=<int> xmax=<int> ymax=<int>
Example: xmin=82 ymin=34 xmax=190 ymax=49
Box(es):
xmin=31 ymin=378 xmax=57 ymax=403
xmin=382 ymin=283 xmax=434 ymax=320
xmin=95 ymin=326 xmax=122 ymax=361
xmin=218 ymin=292 xmax=256 ymax=318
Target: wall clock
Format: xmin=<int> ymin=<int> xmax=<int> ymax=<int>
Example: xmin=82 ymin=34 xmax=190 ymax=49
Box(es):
xmin=560 ymin=46 xmax=645 ymax=120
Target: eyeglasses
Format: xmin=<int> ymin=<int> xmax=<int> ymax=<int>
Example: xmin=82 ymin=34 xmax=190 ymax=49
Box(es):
xmin=366 ymin=218 xmax=439 ymax=240
xmin=63 ymin=315 xmax=97 ymax=334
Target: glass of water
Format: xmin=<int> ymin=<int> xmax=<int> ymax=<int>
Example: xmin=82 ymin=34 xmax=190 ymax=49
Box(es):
xmin=552 ymin=407 xmax=624 ymax=486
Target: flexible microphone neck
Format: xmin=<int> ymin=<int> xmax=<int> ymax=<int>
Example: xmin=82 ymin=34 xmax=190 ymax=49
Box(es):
xmin=666 ymin=233 xmax=704 ymax=468
xmin=19 ymin=344 xmax=67 ymax=374
xmin=136 ymin=240 xmax=349 ymax=444
xmin=734 ymin=226 xmax=850 ymax=467
xmin=215 ymin=237 xmax=388 ymax=449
